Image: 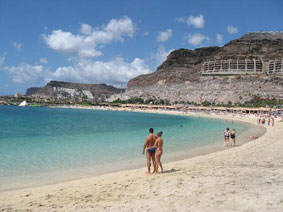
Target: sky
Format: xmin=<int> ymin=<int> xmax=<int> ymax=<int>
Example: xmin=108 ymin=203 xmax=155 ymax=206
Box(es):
xmin=0 ymin=0 xmax=282 ymax=95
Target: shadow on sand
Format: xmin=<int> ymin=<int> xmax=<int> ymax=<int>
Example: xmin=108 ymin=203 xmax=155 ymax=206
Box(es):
xmin=162 ymin=168 xmax=179 ymax=174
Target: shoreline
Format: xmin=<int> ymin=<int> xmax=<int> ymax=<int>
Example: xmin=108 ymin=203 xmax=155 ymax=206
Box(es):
xmin=0 ymin=108 xmax=282 ymax=211
xmin=0 ymin=107 xmax=265 ymax=193
xmin=0 ymin=119 xmax=265 ymax=194
xmin=50 ymin=104 xmax=267 ymax=160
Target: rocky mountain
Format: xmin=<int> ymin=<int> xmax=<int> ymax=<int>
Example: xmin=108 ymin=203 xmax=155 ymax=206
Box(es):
xmin=25 ymin=87 xmax=41 ymax=96
xmin=27 ymin=81 xmax=125 ymax=101
xmin=120 ymin=32 xmax=283 ymax=104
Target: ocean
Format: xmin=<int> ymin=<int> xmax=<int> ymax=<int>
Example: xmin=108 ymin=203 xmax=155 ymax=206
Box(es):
xmin=0 ymin=106 xmax=264 ymax=191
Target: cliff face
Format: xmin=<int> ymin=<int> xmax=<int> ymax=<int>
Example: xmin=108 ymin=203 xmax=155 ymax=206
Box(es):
xmin=124 ymin=32 xmax=283 ymax=104
xmin=28 ymin=81 xmax=124 ymax=101
xmin=128 ymin=47 xmax=221 ymax=87
xmin=218 ymin=32 xmax=283 ymax=60
xmin=25 ymin=87 xmax=41 ymax=96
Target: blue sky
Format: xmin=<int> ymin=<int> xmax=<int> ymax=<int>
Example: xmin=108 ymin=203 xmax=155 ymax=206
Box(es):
xmin=0 ymin=0 xmax=282 ymax=95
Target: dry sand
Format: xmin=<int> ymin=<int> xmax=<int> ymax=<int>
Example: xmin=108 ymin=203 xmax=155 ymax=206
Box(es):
xmin=0 ymin=112 xmax=283 ymax=212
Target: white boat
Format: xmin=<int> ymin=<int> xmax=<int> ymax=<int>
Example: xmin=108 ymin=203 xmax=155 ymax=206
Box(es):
xmin=19 ymin=101 xmax=28 ymax=107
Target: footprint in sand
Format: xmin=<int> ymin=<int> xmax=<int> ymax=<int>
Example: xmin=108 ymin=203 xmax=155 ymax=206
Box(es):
xmin=25 ymin=193 xmax=31 ymax=197
xmin=84 ymin=194 xmax=92 ymax=198
xmin=45 ymin=194 xmax=53 ymax=200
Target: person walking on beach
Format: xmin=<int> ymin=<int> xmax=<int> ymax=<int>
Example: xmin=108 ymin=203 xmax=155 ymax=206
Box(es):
xmin=149 ymin=131 xmax=164 ymax=174
xmin=224 ymin=128 xmax=230 ymax=147
xmin=142 ymin=128 xmax=157 ymax=174
xmin=230 ymin=129 xmax=236 ymax=147
xmin=262 ymin=118 xmax=265 ymax=125
xmin=271 ymin=117 xmax=275 ymax=127
xmin=258 ymin=117 xmax=261 ymax=124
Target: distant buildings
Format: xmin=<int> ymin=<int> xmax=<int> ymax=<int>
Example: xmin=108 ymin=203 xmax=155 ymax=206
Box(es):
xmin=0 ymin=99 xmax=7 ymax=105
xmin=201 ymin=59 xmax=283 ymax=75
xmin=14 ymin=93 xmax=22 ymax=98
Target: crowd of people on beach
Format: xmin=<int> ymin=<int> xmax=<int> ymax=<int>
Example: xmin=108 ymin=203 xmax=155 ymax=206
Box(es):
xmin=257 ymin=115 xmax=275 ymax=127
xmin=142 ymin=128 xmax=164 ymax=174
xmin=223 ymin=114 xmax=279 ymax=147
xmin=142 ymin=125 xmax=240 ymax=174
xmin=137 ymin=109 xmax=282 ymax=173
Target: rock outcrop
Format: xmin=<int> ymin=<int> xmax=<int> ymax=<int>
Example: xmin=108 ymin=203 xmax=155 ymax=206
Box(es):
xmin=25 ymin=87 xmax=41 ymax=96
xmin=27 ymin=81 xmax=124 ymax=101
xmin=124 ymin=32 xmax=283 ymax=104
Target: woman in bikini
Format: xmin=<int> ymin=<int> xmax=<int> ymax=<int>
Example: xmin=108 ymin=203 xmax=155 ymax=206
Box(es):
xmin=151 ymin=131 xmax=164 ymax=174
xmin=230 ymin=129 xmax=236 ymax=146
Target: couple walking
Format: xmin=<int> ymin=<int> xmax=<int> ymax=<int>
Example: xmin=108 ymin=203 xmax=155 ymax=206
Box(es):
xmin=142 ymin=128 xmax=163 ymax=174
xmin=224 ymin=127 xmax=236 ymax=147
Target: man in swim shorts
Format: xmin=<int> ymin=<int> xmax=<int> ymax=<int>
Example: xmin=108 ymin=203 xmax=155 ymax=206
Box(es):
xmin=142 ymin=128 xmax=157 ymax=174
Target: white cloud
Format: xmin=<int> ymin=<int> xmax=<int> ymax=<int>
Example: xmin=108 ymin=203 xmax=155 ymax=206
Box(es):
xmin=49 ymin=58 xmax=151 ymax=86
xmin=187 ymin=14 xmax=205 ymax=28
xmin=175 ymin=17 xmax=185 ymax=23
xmin=42 ymin=29 xmax=102 ymax=58
xmin=5 ymin=56 xmax=151 ymax=86
xmin=4 ymin=63 xmax=46 ymax=83
xmin=12 ymin=42 xmax=22 ymax=52
xmin=157 ymin=29 xmax=172 ymax=42
xmin=176 ymin=14 xmax=205 ymax=28
xmin=187 ymin=33 xmax=211 ymax=46
xmin=152 ymin=46 xmax=173 ymax=66
xmin=42 ymin=16 xmax=136 ymax=59
xmin=40 ymin=57 xmax=48 ymax=64
xmin=143 ymin=32 xmax=149 ymax=36
xmin=227 ymin=25 xmax=238 ymax=34
xmin=0 ymin=54 xmax=6 ymax=66
xmin=216 ymin=33 xmax=223 ymax=44
xmin=104 ymin=17 xmax=135 ymax=37
xmin=80 ymin=23 xmax=92 ymax=35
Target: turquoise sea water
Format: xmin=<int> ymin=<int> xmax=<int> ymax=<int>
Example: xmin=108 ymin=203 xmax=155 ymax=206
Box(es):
xmin=0 ymin=106 xmax=264 ymax=191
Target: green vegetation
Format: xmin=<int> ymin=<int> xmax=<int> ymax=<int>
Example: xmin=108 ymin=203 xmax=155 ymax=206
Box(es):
xmin=112 ymin=97 xmax=170 ymax=105
xmin=202 ymin=100 xmax=212 ymax=107
xmin=173 ymin=100 xmax=196 ymax=105
xmin=76 ymin=102 xmax=101 ymax=106
xmin=112 ymin=97 xmax=143 ymax=104
xmin=2 ymin=94 xmax=282 ymax=109
xmin=199 ymin=96 xmax=283 ymax=108
xmin=241 ymin=96 xmax=283 ymax=108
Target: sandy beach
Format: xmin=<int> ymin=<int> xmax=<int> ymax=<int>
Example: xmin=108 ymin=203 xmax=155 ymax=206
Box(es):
xmin=0 ymin=110 xmax=282 ymax=212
